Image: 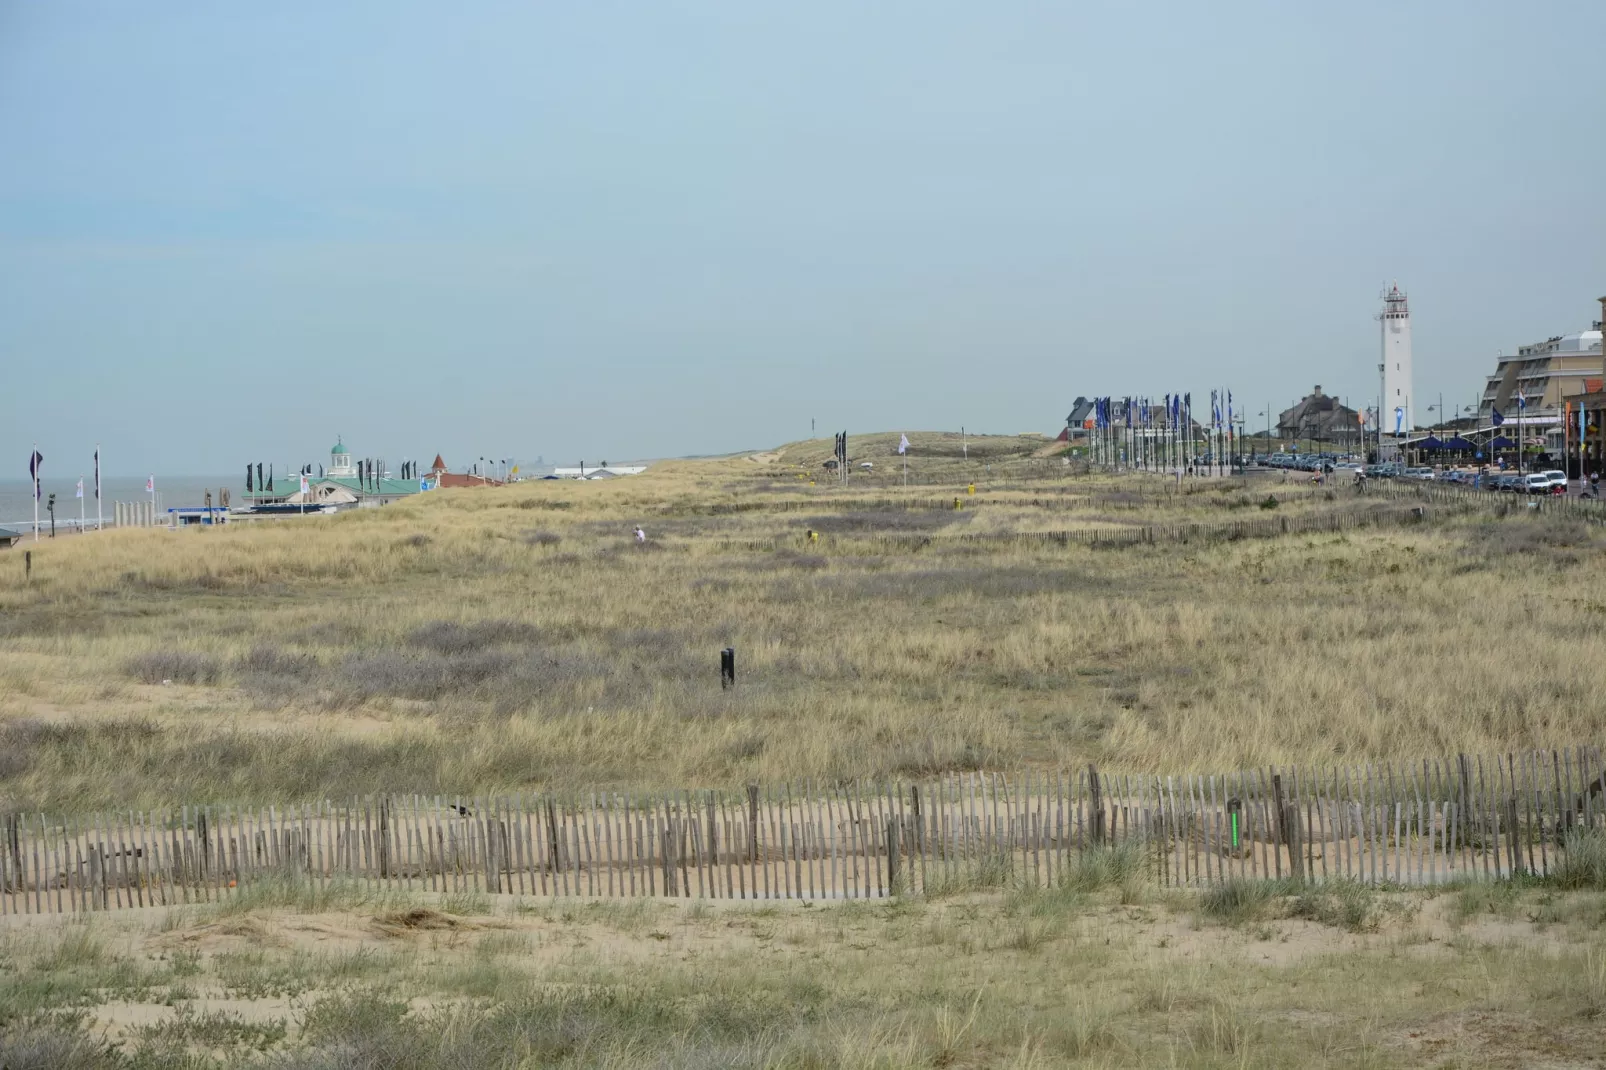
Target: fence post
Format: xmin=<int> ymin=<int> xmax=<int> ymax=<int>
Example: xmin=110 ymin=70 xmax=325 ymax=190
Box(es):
xmin=886 ymin=816 xmax=900 ymax=895
xmin=1272 ymin=773 xmax=1298 ymax=883
xmin=746 ymin=784 xmax=759 ymax=863
xmin=378 ymin=798 xmax=391 ymax=880
xmin=1506 ymin=798 xmax=1522 ymax=877
xmin=1457 ymin=754 xmax=1472 ymax=858
xmin=662 ymin=823 xmax=676 ymax=897
xmin=1088 ymin=764 xmax=1104 ymax=846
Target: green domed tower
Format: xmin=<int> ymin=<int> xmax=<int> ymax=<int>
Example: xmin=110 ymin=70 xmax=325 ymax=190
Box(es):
xmin=328 ymin=436 xmax=356 ymax=477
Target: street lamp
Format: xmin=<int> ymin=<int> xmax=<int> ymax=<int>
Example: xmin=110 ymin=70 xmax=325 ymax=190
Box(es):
xmin=1426 ymin=393 xmax=1447 ymax=431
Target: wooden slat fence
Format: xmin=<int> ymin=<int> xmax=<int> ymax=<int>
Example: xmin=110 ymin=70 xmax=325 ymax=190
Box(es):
xmin=1374 ymin=478 xmax=1606 ymax=523
xmin=4 ymin=748 xmax=1602 ymax=914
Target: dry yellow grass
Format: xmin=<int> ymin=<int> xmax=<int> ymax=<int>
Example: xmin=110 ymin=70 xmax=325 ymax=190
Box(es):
xmin=4 ymin=869 xmax=1606 ymax=1068
xmin=4 ymin=437 xmax=1606 ymax=1068
xmin=0 ymin=434 xmax=1600 ymax=813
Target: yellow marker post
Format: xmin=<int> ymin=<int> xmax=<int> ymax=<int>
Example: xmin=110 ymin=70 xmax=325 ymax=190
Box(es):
xmin=968 ymin=483 xmax=975 ymax=495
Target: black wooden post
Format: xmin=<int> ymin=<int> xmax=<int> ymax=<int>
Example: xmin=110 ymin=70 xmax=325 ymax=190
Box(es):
xmin=747 ymin=784 xmax=759 ymax=862
xmin=887 ymin=816 xmax=900 ymax=896
xmin=720 ymin=647 xmax=736 ymax=689
xmin=1088 ymin=764 xmax=1104 ymax=846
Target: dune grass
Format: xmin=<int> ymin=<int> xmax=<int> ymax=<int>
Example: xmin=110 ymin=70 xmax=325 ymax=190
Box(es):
xmin=2 ymin=866 xmax=1605 ymax=1068
xmin=0 ymin=435 xmax=1600 ymax=816
xmin=3 ymin=436 xmax=1606 ymax=1066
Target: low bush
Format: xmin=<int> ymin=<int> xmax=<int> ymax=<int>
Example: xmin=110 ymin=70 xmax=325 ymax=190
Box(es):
xmin=123 ymin=651 xmax=223 ymax=686
xmin=1288 ymin=879 xmax=1381 ymax=932
xmin=407 ymin=619 xmax=542 ymax=656
xmin=238 ymin=646 xmax=322 ymax=681
xmin=1197 ymin=878 xmax=1287 ymax=925
xmin=1465 ymin=516 xmax=1595 ymax=566
xmin=0 ymin=1025 xmax=125 ymax=1070
xmin=806 ymin=509 xmax=971 ymax=534
xmin=1060 ymin=842 xmax=1149 ymax=894
xmin=339 ymin=650 xmax=519 ymax=701
xmin=1553 ymin=827 xmax=1606 ymax=890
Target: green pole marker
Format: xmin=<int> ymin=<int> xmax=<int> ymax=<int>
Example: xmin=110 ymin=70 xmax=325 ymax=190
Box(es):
xmin=1231 ymin=813 xmax=1239 ymax=849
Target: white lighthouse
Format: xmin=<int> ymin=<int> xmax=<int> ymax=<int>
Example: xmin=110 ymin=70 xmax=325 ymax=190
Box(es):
xmin=1380 ymin=283 xmax=1414 ymax=434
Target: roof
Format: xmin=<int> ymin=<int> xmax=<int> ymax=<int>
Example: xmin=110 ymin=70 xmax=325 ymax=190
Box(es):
xmin=331 ymin=438 xmax=349 ymax=455
xmin=0 ymin=527 xmax=23 ymax=542
xmin=433 ymin=472 xmax=503 ymax=488
xmin=430 ymin=454 xmax=447 ymax=472
xmin=245 ymin=476 xmax=423 ymax=500
xmin=1278 ymin=389 xmax=1361 ymax=432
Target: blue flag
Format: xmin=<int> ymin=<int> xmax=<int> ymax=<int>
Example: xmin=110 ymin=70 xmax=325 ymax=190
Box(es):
xmin=1491 ymin=409 xmax=1505 ymax=427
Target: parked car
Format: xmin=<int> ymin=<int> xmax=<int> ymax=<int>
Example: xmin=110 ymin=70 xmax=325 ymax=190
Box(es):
xmin=1403 ymin=467 xmax=1435 ymax=480
xmin=1541 ymin=470 xmax=1569 ymax=492
xmin=1522 ymin=473 xmax=1552 ymax=494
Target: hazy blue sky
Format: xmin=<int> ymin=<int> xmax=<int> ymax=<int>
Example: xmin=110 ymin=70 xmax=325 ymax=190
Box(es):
xmin=3 ymin=2 xmax=1603 ymax=474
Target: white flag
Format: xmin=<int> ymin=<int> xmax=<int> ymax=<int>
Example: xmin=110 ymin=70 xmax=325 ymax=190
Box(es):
xmin=300 ymin=473 xmax=310 ymax=495
xmin=75 ymin=478 xmax=84 ymax=499
xmin=898 ymin=434 xmax=909 ymax=455
xmin=146 ymin=475 xmax=154 ymax=493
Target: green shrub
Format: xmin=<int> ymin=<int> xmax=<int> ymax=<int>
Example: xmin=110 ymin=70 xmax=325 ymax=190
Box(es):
xmin=1554 ymin=827 xmax=1606 ymax=890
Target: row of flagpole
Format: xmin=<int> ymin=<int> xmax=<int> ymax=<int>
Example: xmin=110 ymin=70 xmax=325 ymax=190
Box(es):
xmin=26 ymin=444 xmax=135 ymax=541
xmin=1086 ymin=391 xmax=1240 ymax=475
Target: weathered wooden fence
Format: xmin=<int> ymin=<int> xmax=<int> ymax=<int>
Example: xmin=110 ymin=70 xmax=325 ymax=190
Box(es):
xmin=4 ymin=748 xmax=1603 ymax=914
xmin=1375 ymin=478 xmax=1606 ymax=523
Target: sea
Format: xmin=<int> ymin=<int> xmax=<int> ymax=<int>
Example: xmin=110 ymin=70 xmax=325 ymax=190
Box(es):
xmin=0 ymin=476 xmax=239 ymax=533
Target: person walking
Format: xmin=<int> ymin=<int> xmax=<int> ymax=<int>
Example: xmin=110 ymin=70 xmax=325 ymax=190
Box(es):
xmin=634 ymin=525 xmax=646 ymax=543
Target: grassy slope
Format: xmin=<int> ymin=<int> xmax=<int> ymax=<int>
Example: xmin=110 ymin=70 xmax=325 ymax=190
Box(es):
xmin=0 ymin=435 xmax=1601 ymax=813
xmin=4 ymin=863 xmax=1606 ymax=1068
xmin=5 ymin=434 xmax=1606 ymax=1067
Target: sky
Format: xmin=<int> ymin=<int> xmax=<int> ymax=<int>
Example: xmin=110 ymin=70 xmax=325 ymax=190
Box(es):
xmin=2 ymin=1 xmax=1604 ymax=474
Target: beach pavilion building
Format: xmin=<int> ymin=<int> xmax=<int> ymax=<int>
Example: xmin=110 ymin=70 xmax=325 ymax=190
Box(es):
xmin=244 ymin=438 xmax=428 ymax=509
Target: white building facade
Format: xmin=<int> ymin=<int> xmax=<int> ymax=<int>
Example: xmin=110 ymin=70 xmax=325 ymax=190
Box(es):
xmin=1380 ymin=284 xmax=1414 ymax=433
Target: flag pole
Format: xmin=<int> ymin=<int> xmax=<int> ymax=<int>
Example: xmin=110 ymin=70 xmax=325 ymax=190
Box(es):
xmin=79 ymin=474 xmax=84 ymax=532
xmin=32 ymin=442 xmax=39 ymax=541
xmin=95 ymin=444 xmax=102 ymax=531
